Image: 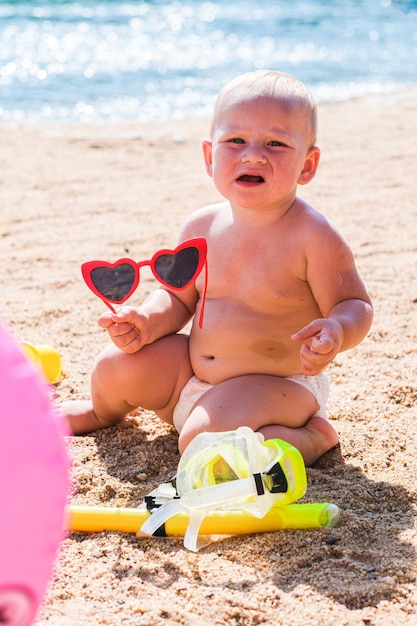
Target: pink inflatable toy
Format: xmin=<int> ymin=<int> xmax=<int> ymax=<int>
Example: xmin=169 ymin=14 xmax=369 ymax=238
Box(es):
xmin=0 ymin=320 xmax=70 ymax=626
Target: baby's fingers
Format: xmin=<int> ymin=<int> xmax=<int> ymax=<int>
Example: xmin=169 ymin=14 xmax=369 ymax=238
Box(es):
xmin=111 ymin=325 xmax=143 ymax=353
xmin=108 ymin=321 xmax=135 ymax=338
xmin=299 ymin=344 xmax=333 ymax=374
xmin=292 ymin=320 xmax=323 ymax=342
xmin=310 ymin=333 xmax=335 ymax=355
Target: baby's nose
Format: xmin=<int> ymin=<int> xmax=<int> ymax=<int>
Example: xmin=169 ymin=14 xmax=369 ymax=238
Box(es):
xmin=241 ymin=144 xmax=267 ymax=164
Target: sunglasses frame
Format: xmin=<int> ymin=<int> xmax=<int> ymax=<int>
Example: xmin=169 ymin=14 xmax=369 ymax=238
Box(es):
xmin=81 ymin=237 xmax=208 ymax=327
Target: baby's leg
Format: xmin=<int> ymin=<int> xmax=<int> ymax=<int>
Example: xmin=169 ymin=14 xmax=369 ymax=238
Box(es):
xmin=177 ymin=374 xmax=339 ymax=466
xmin=259 ymin=416 xmax=339 ymax=467
xmin=61 ymin=334 xmax=193 ymax=435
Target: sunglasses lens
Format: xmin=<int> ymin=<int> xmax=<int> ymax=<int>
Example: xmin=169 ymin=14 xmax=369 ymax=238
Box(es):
xmin=90 ymin=264 xmax=136 ymax=302
xmin=155 ymin=247 xmax=199 ymax=288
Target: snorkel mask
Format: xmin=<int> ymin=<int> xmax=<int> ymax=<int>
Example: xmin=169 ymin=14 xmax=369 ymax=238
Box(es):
xmin=140 ymin=426 xmax=307 ymax=551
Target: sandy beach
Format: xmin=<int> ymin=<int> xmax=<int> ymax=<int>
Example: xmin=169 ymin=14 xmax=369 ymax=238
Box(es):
xmin=1 ymin=87 xmax=417 ymax=625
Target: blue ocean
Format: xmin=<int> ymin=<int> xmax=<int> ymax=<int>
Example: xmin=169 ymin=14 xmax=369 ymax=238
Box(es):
xmin=1 ymin=0 xmax=416 ymax=122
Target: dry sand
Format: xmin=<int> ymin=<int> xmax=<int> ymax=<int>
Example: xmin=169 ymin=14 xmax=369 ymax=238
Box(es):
xmin=1 ymin=87 xmax=417 ymax=625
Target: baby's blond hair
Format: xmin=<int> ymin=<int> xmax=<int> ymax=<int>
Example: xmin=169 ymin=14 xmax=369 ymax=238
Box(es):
xmin=211 ymin=70 xmax=318 ymax=146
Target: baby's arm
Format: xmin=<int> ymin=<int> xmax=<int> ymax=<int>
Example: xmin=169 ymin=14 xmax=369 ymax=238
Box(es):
xmin=292 ymin=222 xmax=373 ymax=374
xmin=98 ymin=287 xmax=197 ymax=354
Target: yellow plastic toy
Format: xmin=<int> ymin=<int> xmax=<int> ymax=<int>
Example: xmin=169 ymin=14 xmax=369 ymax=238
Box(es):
xmin=21 ymin=342 xmax=62 ymax=384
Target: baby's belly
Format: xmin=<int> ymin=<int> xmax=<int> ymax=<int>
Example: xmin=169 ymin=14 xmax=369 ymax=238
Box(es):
xmin=190 ymin=297 xmax=320 ymax=383
xmin=190 ymin=325 xmax=305 ymax=384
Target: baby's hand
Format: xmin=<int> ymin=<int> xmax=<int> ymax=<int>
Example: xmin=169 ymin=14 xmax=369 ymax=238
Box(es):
xmin=98 ymin=306 xmax=151 ymax=353
xmin=291 ymin=319 xmax=344 ymax=375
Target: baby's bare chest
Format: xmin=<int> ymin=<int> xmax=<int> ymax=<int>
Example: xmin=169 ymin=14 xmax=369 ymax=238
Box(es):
xmin=201 ymin=243 xmax=309 ymax=307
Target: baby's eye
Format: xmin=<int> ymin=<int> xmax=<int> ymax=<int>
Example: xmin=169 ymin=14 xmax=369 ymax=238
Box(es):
xmin=268 ymin=140 xmax=286 ymax=147
xmin=230 ymin=137 xmax=245 ymax=144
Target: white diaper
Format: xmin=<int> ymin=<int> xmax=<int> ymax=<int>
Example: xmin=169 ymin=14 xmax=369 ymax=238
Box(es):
xmin=172 ymin=371 xmax=330 ymax=434
xmin=173 ymin=376 xmax=214 ymax=433
xmin=285 ymin=371 xmax=330 ymax=419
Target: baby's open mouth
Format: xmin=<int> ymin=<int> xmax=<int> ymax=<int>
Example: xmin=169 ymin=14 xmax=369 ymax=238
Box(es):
xmin=237 ymin=174 xmax=265 ymax=183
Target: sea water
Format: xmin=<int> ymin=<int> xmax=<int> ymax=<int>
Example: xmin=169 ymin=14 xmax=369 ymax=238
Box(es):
xmin=0 ymin=0 xmax=416 ymax=122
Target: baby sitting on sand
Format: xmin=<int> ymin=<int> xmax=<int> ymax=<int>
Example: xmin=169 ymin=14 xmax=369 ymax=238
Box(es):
xmin=61 ymin=69 xmax=373 ymax=466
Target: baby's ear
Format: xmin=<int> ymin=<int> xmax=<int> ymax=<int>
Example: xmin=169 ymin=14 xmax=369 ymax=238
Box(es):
xmin=202 ymin=139 xmax=213 ymax=176
xmin=298 ymin=146 xmax=320 ymax=185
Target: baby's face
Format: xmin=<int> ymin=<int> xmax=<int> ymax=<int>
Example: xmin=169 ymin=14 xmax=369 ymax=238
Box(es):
xmin=204 ymin=95 xmax=318 ymax=213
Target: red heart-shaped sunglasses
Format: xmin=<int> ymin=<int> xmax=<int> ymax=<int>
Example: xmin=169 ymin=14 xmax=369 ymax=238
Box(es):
xmin=81 ymin=238 xmax=208 ymax=328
